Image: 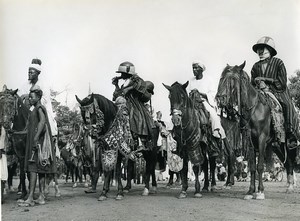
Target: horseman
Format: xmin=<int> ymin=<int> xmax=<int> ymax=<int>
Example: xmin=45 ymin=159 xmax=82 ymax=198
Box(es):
xmin=251 ymin=36 xmax=300 ymax=144
xmin=19 ymin=59 xmax=60 ymax=197
xmin=112 ymin=61 xmax=155 ymax=149
xmin=187 ymin=62 xmax=231 ymax=155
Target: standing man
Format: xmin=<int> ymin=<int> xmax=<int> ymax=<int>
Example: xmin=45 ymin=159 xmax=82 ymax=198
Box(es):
xmin=26 ymin=59 xmax=61 ymax=197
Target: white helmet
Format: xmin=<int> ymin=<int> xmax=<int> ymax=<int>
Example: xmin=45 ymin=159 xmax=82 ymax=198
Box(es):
xmin=252 ymin=36 xmax=277 ymax=56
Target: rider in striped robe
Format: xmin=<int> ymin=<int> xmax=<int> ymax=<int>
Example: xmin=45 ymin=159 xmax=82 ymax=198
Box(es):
xmin=251 ymin=36 xmax=300 ymax=142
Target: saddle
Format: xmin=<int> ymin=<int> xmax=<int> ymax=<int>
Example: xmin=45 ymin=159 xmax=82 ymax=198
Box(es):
xmin=257 ymin=82 xmax=285 ymax=143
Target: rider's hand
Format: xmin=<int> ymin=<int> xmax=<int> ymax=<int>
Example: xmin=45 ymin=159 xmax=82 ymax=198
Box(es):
xmin=112 ymin=77 xmax=119 ymax=86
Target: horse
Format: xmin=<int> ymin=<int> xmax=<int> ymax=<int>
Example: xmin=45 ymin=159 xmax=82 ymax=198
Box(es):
xmin=163 ymin=81 xmax=210 ymax=198
xmin=60 ymin=124 xmax=84 ymax=187
xmin=215 ymin=61 xmax=296 ymax=199
xmin=0 ymin=85 xmax=30 ymax=199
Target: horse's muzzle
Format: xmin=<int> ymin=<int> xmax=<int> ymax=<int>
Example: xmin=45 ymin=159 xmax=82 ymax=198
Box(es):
xmin=171 ymin=109 xmax=182 ymax=127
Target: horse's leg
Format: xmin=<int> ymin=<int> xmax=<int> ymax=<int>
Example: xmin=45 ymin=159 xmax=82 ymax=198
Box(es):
xmin=167 ymin=170 xmax=174 ymax=187
xmin=7 ymin=162 xmax=17 ymax=191
xmin=245 ymin=149 xmax=256 ymax=199
xmin=142 ymin=151 xmax=151 ymax=196
xmin=19 ymin=158 xmax=27 ymax=199
xmin=284 ymin=143 xmax=295 ymax=193
xmin=224 ymin=138 xmax=235 ymax=187
xmin=124 ymin=159 xmax=134 ymax=192
xmin=256 ymin=136 xmax=268 ymax=200
xmin=178 ymin=156 xmax=189 ymax=199
xmin=193 ymin=164 xmax=202 ymax=198
xmin=115 ymin=154 xmax=124 ymax=200
xmin=151 ymin=150 xmax=158 ymax=193
xmin=202 ymin=154 xmax=209 ymax=192
xmin=210 ymin=156 xmax=217 ymax=191
xmin=98 ymin=170 xmax=111 ymax=201
xmin=65 ymin=165 xmax=69 ymax=184
xmin=85 ymin=165 xmax=98 ymax=193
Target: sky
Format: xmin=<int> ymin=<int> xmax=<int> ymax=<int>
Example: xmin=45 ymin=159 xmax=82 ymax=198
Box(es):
xmin=1 ymin=0 xmax=299 ymax=122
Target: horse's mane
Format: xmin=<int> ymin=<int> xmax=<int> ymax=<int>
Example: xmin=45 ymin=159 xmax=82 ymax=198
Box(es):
xmin=93 ymin=94 xmax=118 ymax=117
xmin=218 ymin=65 xmax=251 ymax=109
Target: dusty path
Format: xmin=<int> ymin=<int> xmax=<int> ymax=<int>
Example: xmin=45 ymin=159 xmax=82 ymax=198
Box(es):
xmin=2 ymin=177 xmax=300 ymax=221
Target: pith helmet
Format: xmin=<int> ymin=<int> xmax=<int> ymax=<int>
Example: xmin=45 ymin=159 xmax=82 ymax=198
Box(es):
xmin=116 ymin=61 xmax=136 ymax=75
xmin=252 ymin=36 xmax=277 ymax=56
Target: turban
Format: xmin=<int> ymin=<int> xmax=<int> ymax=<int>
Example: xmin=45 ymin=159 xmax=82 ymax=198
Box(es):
xmin=29 ymin=63 xmax=42 ymax=72
xmin=192 ymin=62 xmax=206 ymax=72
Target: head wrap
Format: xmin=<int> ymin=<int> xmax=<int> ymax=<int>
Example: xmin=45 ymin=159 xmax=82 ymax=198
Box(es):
xmin=192 ymin=62 xmax=206 ymax=72
xmin=29 ymin=63 xmax=42 ymax=72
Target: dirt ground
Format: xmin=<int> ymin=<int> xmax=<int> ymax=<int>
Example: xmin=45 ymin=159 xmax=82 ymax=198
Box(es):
xmin=2 ymin=174 xmax=300 ymax=221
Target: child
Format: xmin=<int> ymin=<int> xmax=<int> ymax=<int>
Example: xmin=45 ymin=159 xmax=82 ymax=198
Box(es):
xmin=18 ymin=89 xmax=56 ymax=207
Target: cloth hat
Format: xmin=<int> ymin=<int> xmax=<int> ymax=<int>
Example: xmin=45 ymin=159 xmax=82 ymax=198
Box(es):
xmin=252 ymin=36 xmax=277 ymax=56
xmin=192 ymin=62 xmax=206 ymax=71
xmin=29 ymin=63 xmax=42 ymax=72
xmin=116 ymin=61 xmax=136 ymax=75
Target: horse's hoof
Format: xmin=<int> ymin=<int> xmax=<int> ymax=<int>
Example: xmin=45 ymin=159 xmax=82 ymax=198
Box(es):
xmin=152 ymin=186 xmax=157 ymax=194
xmin=194 ymin=193 xmax=202 ymax=198
xmin=201 ymin=187 xmax=209 ymax=192
xmin=98 ymin=195 xmax=108 ymax=201
xmin=115 ymin=194 xmax=124 ymax=200
xmin=178 ymin=191 xmax=187 ymax=199
xmin=244 ymin=195 xmax=254 ymax=200
xmin=211 ymin=185 xmax=221 ymax=191
xmin=224 ymin=184 xmax=232 ymax=190
xmin=142 ymin=188 xmax=149 ymax=196
xmin=286 ymin=187 xmax=294 ymax=194
xmin=255 ymin=192 xmax=265 ymax=200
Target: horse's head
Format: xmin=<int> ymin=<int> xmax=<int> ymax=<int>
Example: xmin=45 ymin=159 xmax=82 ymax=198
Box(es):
xmin=75 ymin=93 xmax=105 ymax=137
xmin=215 ymin=61 xmax=249 ymax=115
xmin=163 ymin=81 xmax=189 ymax=127
xmin=0 ymin=85 xmax=18 ymax=129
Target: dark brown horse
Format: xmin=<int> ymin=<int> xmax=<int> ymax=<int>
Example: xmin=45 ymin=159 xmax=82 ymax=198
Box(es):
xmin=75 ymin=93 xmax=158 ymax=199
xmin=163 ymin=81 xmax=208 ymax=198
xmin=0 ymin=85 xmax=30 ymax=199
xmin=215 ymin=61 xmax=296 ymax=200
xmin=75 ymin=93 xmax=124 ymax=200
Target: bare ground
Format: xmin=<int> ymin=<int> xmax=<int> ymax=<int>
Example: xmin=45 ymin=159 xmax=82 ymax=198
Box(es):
xmin=2 ymin=175 xmax=300 ymax=221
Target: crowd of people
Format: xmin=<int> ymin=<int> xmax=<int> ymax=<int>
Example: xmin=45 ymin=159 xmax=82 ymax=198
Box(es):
xmin=1 ymin=35 xmax=299 ymax=206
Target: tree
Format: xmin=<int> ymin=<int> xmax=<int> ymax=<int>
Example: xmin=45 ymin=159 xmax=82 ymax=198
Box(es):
xmin=288 ymin=69 xmax=300 ymax=109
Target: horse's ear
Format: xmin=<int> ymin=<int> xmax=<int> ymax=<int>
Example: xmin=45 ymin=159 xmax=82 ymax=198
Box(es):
xmin=162 ymin=83 xmax=171 ymax=91
xmin=2 ymin=84 xmax=7 ymax=92
xmin=12 ymin=89 xmax=18 ymax=95
xmin=238 ymin=61 xmax=246 ymax=71
xmin=90 ymin=93 xmax=94 ymax=103
xmin=182 ymin=81 xmax=189 ymax=90
xmin=75 ymin=95 xmax=82 ymax=105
